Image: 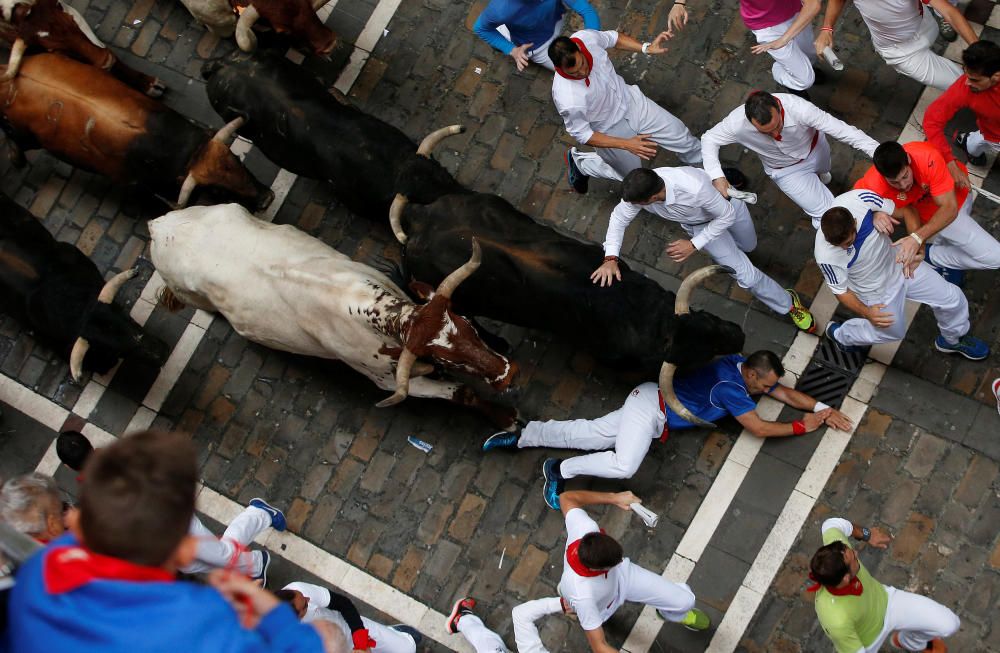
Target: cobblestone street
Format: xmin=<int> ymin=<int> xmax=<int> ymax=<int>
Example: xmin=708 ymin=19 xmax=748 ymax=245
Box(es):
xmin=1 ymin=0 xmax=999 ymax=651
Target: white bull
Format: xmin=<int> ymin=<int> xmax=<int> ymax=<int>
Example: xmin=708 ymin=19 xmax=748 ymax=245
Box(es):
xmin=149 ymin=204 xmax=518 ymax=420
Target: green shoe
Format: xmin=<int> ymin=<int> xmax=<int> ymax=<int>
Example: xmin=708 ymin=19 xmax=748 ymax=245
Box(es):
xmin=679 ymin=608 xmax=711 ymax=632
xmin=786 ymin=289 xmax=816 ymax=333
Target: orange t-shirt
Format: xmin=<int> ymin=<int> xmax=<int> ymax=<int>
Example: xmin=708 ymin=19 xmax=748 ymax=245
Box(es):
xmin=853 ymin=141 xmax=969 ymax=224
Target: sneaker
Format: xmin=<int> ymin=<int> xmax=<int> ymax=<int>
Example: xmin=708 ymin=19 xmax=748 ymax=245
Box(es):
xmin=786 ymin=289 xmax=816 ymax=333
xmin=934 ymin=10 xmax=958 ymax=42
xmin=679 ymin=608 xmax=711 ymax=631
xmin=819 ymin=171 xmax=833 ymax=185
xmin=543 ymin=478 xmax=562 ymax=510
xmin=935 ymin=334 xmax=990 ymax=360
xmin=446 ymin=597 xmax=476 ymax=634
xmin=892 ymin=632 xmax=948 ymax=652
xmin=565 ymin=148 xmax=589 ymax=194
xmin=778 ymin=84 xmax=810 ymax=100
xmin=252 ymin=549 xmax=270 ymax=587
xmin=483 ymin=430 xmax=520 ymax=452
xmin=390 ymin=625 xmax=423 ymax=646
xmin=249 ymin=498 xmax=287 ymax=532
xmin=955 ymin=132 xmax=988 ymax=167
xmin=825 ymin=321 xmax=865 ymax=354
xmin=542 ymin=458 xmax=563 ymax=484
xmin=812 ymin=65 xmax=828 ymax=85
xmin=992 ymin=377 xmax=1000 ymax=416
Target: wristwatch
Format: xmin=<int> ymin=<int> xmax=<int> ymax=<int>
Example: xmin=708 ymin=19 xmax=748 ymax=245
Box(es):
xmin=860 ymin=526 xmax=871 ymax=542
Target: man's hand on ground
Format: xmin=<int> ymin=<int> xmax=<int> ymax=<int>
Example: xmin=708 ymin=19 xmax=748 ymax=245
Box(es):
xmin=590 ymin=259 xmax=622 ymax=286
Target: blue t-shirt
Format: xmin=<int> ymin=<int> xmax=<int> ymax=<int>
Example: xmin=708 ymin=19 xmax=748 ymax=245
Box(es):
xmin=473 ymin=0 xmax=600 ymax=55
xmin=667 ymin=355 xmax=765 ymax=429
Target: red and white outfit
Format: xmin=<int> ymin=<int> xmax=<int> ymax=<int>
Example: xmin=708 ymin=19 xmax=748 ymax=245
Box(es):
xmin=553 ymin=29 xmax=702 ymax=182
xmin=742 ymin=0 xmax=818 ymax=91
xmin=702 ymin=93 xmax=878 ymax=226
xmin=852 ymin=0 xmax=961 ymax=90
xmin=183 ymin=509 xmax=270 ymax=577
xmin=924 ymin=74 xmax=1000 ymax=159
xmin=559 ymin=508 xmax=696 ymax=631
xmin=451 ymin=597 xmax=564 ymax=653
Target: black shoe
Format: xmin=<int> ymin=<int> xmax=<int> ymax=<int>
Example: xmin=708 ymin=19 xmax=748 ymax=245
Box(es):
xmin=778 ymin=85 xmax=810 ymax=100
xmin=812 ymin=66 xmax=827 ymax=85
xmin=565 ymin=148 xmax=589 ymax=194
xmin=934 ymin=11 xmax=958 ymax=42
xmin=722 ymin=167 xmax=748 ymax=190
xmin=955 ymin=132 xmax=988 ymax=167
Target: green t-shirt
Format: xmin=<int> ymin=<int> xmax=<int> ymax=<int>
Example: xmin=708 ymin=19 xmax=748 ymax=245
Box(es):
xmin=814 ymin=525 xmax=889 ymax=653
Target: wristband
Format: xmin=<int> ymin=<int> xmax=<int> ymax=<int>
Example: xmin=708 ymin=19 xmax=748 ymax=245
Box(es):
xmin=820 ymin=26 xmax=834 ymax=32
xmin=860 ymin=526 xmax=871 ymax=542
xmin=792 ymin=420 xmax=806 ymax=436
xmin=352 ymin=629 xmax=376 ymax=650
xmin=909 ymin=232 xmax=924 ymax=246
xmin=603 ymin=255 xmax=618 ymax=262
xmin=813 ymin=401 xmax=830 ymax=412
xmin=641 ymin=42 xmax=651 ymax=54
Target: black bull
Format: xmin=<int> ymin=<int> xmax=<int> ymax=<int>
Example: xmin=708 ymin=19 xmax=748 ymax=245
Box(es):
xmin=0 ymin=193 xmax=168 ymax=377
xmin=202 ymin=51 xmax=745 ymax=373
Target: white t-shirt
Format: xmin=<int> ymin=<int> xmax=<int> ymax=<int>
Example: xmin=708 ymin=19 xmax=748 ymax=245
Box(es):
xmin=814 ymin=190 xmax=901 ymax=304
xmin=557 ymin=508 xmax=627 ymax=631
xmin=603 ymin=166 xmax=739 ymax=256
xmin=551 ymin=29 xmax=632 ymax=144
xmin=854 ymin=0 xmax=928 ymax=50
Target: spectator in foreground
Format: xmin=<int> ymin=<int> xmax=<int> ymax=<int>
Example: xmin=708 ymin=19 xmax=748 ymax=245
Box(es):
xmin=0 ymin=473 xmax=66 ymax=543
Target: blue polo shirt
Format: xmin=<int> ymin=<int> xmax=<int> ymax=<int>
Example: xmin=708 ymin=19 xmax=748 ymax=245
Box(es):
xmin=668 ymin=355 xmax=765 ymax=429
xmin=473 ymin=0 xmax=600 ymax=55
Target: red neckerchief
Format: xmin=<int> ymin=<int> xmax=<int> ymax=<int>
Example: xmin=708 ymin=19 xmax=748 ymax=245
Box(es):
xmin=806 ymin=572 xmax=864 ymax=596
xmin=555 ymin=38 xmax=593 ymax=87
xmin=566 ymin=529 xmax=609 ymax=577
xmin=44 ymin=545 xmax=174 ymax=594
xmin=656 ymin=392 xmax=670 ymax=443
xmin=772 ymin=98 xmax=785 ymax=141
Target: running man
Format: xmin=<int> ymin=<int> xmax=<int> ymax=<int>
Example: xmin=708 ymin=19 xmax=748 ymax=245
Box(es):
xmin=472 ymin=0 xmax=600 ymax=71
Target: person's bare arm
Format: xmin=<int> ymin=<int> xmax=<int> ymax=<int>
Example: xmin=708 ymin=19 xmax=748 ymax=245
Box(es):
xmin=586 ymin=132 xmax=658 ymax=159
xmin=584 ymin=626 xmax=619 ymax=653
xmin=927 ymin=0 xmax=979 ymax=45
xmin=560 ymin=490 xmax=638 ymax=516
xmin=893 ymin=191 xmax=958 ymax=274
xmin=752 ymin=0 xmax=821 ymax=54
xmin=769 ymin=385 xmax=854 ymax=431
xmin=834 ymin=289 xmax=894 ymax=328
xmin=734 ymin=409 xmax=827 ymax=438
xmin=814 ymin=0 xmax=849 ymax=55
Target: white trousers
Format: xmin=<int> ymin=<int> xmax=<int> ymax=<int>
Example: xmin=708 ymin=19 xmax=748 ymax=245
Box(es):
xmin=496 ymin=18 xmax=562 ymax=70
xmin=927 ymin=194 xmax=1000 ymax=270
xmin=752 ymin=14 xmax=818 ymax=91
xmin=766 ymin=133 xmax=833 ymax=225
xmin=833 ymin=263 xmax=969 ymax=347
xmin=864 ymin=586 xmax=960 ymax=652
xmin=458 ymin=614 xmax=509 ymax=653
xmin=519 ymin=382 xmax=661 ymax=480
xmin=559 ymin=560 xmax=696 ymax=624
xmin=512 ymin=597 xmax=563 ymax=653
xmin=183 ymin=508 xmax=269 ymax=576
xmin=876 ymin=11 xmax=961 ymax=91
xmin=572 ymin=86 xmax=703 ymax=181
xmin=965 ymin=130 xmax=1000 ymax=157
xmin=687 ymin=200 xmax=793 ymax=314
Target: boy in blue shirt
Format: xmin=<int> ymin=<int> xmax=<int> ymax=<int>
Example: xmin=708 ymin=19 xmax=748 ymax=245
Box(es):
xmin=473 ymin=0 xmax=600 ymax=70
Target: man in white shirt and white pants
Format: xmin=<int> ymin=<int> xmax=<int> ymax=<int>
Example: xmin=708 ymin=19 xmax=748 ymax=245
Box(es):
xmin=817 ymin=189 xmax=989 ymax=359
xmin=814 ymin=0 xmax=977 ymax=91
xmin=549 ymin=29 xmax=703 ymax=193
xmin=590 ymin=166 xmax=816 ymax=332
xmin=445 ymin=595 xmax=571 ymax=652
xmin=702 ymin=91 xmax=879 ymax=227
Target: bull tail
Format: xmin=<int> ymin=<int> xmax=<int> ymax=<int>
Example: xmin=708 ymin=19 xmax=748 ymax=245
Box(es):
xmin=157 ymin=287 xmax=186 ymax=312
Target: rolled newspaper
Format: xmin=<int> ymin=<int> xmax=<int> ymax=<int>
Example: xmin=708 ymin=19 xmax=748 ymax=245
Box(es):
xmin=630 ymin=503 xmax=659 ymax=528
xmin=822 ymin=46 xmax=844 ymax=71
xmin=727 ymin=188 xmax=758 ymax=205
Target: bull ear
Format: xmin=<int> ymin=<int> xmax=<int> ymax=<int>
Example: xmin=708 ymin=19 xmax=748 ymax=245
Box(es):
xmin=408 ymin=281 xmax=435 ymax=301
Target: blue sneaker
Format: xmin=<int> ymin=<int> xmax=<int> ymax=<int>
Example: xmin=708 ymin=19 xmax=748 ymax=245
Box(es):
xmin=935 ymin=335 xmax=990 ymax=360
xmin=483 ymin=430 xmax=520 ymax=452
xmin=565 ymin=148 xmax=589 ymax=194
xmin=542 ymin=458 xmax=563 ymax=484
xmin=390 ymin=625 xmax=423 ymax=646
xmin=252 ymin=549 xmax=270 ymax=587
xmin=825 ymin=321 xmax=865 ymax=354
xmin=249 ymin=498 xmax=287 ymax=532
xmin=543 ymin=478 xmax=561 ymax=510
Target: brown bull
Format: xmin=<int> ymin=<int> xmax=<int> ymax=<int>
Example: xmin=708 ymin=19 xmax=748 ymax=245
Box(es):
xmin=0 ymin=53 xmax=272 ymax=210
xmin=0 ymin=0 xmax=164 ymax=96
xmin=234 ymin=0 xmax=336 ymax=55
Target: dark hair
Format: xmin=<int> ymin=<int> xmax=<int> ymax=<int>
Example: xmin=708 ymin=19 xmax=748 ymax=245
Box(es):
xmin=745 ymin=92 xmax=779 ymax=125
xmin=745 ymin=350 xmax=784 ymax=378
xmin=962 ymin=40 xmax=1000 ymax=77
xmin=578 ymin=532 xmax=623 ymax=570
xmin=821 ymin=207 xmax=857 ymax=246
xmin=79 ymin=430 xmax=197 ymax=567
xmin=548 ymin=36 xmax=580 ymax=70
xmin=872 ymin=141 xmax=908 ymax=178
xmin=274 ymin=589 xmax=298 ymax=604
xmin=810 ymin=541 xmax=850 ymax=587
xmin=622 ymin=169 xmax=666 ymax=203
xmin=56 ymin=431 xmax=94 ymax=472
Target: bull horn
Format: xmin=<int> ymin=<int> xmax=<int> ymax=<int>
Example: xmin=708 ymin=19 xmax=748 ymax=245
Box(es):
xmin=234 ymin=4 xmax=261 ymax=52
xmin=375 ymin=348 xmax=416 ymax=408
xmin=0 ymin=38 xmax=27 ymax=81
xmin=96 ymin=268 xmax=137 ymax=304
xmin=212 ymin=116 xmax=246 ymax=144
xmin=69 ymin=337 xmax=90 ymax=383
xmin=176 ymin=173 xmax=197 ymax=208
xmin=434 ymin=238 xmax=481 ymax=300
xmin=658 ymin=362 xmax=715 ymax=428
xmin=389 ymin=194 xmax=409 ymax=244
xmin=416 ymin=125 xmax=464 ymax=157
xmin=674 ymin=264 xmax=732 ymax=315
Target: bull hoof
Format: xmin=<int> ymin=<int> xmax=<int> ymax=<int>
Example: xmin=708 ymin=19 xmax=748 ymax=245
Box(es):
xmin=145 ymin=79 xmax=167 ymax=98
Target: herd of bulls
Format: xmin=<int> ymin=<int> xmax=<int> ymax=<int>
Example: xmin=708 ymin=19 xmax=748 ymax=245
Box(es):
xmin=0 ymin=6 xmax=747 ymax=428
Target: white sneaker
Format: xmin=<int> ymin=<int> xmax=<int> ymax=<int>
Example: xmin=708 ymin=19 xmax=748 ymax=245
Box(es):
xmin=819 ymin=172 xmax=833 ymax=184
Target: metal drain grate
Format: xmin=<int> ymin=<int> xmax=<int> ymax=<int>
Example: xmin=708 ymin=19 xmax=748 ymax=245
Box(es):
xmin=793 ymin=336 xmax=870 ymax=408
